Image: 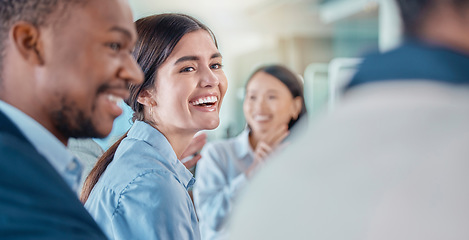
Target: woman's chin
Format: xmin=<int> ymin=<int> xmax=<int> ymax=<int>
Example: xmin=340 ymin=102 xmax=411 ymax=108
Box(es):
xmin=200 ymin=118 xmax=220 ymax=130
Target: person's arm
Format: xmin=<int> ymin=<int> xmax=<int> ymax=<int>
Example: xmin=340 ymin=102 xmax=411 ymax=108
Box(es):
xmin=245 ymin=124 xmax=289 ymax=178
xmin=193 ymin=143 xmax=248 ymax=231
xmin=180 ymin=132 xmax=207 ymax=169
xmin=110 ymin=170 xmax=198 ymax=240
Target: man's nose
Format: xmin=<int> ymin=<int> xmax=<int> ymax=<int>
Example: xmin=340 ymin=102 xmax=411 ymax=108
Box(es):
xmin=119 ymin=55 xmax=144 ymax=85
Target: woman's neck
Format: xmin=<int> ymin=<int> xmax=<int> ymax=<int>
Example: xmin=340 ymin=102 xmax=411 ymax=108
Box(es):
xmin=248 ymin=130 xmax=265 ymax=150
xmin=158 ymin=128 xmax=196 ymax=160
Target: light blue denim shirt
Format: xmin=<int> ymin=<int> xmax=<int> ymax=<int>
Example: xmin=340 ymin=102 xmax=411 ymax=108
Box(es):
xmin=85 ymin=120 xmax=199 ymax=240
xmin=0 ymin=100 xmax=82 ymax=192
xmin=193 ymin=130 xmax=254 ymax=240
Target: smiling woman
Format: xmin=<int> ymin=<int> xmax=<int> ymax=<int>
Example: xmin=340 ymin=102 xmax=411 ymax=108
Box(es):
xmin=80 ymin=13 xmax=227 ymax=240
xmin=193 ymin=64 xmax=307 ymax=240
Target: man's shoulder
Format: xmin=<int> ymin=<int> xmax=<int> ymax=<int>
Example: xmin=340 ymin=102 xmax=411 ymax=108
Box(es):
xmin=0 ymin=109 xmax=28 ymax=141
xmin=0 ymin=132 xmax=107 ymax=239
xmin=0 ymin=110 xmax=71 ymax=195
xmin=0 ymin=131 xmax=58 ymax=178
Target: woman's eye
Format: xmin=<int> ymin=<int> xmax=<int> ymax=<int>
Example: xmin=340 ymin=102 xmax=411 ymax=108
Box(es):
xmin=210 ymin=63 xmax=223 ymax=70
xmin=180 ymin=67 xmax=195 ymax=73
xmin=108 ymin=43 xmax=122 ymax=51
xmin=268 ymin=95 xmax=277 ymax=100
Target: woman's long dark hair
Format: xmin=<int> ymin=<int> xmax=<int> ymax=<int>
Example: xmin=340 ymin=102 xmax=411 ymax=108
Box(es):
xmin=245 ymin=64 xmax=307 ymax=130
xmin=80 ymin=13 xmax=217 ymax=203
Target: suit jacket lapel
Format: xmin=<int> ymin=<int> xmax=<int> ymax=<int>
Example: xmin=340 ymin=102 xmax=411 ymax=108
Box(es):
xmin=0 ymin=110 xmax=30 ymax=144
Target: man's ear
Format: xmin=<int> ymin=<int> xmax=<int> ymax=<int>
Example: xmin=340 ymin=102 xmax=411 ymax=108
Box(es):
xmin=11 ymin=22 xmax=44 ymax=65
xmin=291 ymin=96 xmax=303 ymax=120
xmin=137 ymin=89 xmax=157 ymax=107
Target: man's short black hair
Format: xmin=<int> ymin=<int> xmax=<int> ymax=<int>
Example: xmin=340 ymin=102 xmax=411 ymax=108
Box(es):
xmin=397 ymin=0 xmax=469 ymax=36
xmin=0 ymin=0 xmax=88 ymax=77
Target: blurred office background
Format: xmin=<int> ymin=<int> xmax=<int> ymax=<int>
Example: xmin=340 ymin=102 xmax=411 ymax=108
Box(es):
xmin=95 ymin=0 xmax=402 ymax=149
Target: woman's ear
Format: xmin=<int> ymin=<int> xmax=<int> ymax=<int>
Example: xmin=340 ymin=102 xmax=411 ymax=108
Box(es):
xmin=137 ymin=89 xmax=157 ymax=107
xmin=291 ymin=96 xmax=303 ymax=120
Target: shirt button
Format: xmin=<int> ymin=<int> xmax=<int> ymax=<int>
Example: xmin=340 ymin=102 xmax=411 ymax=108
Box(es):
xmin=67 ymin=161 xmax=77 ymax=171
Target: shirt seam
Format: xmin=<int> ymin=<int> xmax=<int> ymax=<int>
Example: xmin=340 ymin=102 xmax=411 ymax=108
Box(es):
xmin=111 ymin=169 xmax=169 ymax=218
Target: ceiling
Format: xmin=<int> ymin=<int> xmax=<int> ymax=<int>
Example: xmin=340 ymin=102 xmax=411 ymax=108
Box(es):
xmin=126 ymin=0 xmax=380 ymax=63
xmin=128 ymin=0 xmax=330 ymax=37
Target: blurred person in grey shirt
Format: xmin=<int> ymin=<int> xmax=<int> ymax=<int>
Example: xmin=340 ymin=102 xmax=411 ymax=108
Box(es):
xmin=229 ymin=0 xmax=469 ymax=239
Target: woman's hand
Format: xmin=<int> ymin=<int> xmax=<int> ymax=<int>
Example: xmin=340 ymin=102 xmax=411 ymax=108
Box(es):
xmin=246 ymin=125 xmax=289 ymax=178
xmin=180 ymin=132 xmax=207 ymax=169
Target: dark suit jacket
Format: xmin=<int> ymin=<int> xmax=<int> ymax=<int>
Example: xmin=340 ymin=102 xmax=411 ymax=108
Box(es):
xmin=0 ymin=110 xmax=107 ymax=239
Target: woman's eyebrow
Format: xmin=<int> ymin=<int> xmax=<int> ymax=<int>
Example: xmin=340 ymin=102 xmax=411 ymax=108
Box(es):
xmin=174 ymin=56 xmax=199 ymax=65
xmin=211 ymin=53 xmax=222 ymax=59
xmin=174 ymin=52 xmax=223 ymax=65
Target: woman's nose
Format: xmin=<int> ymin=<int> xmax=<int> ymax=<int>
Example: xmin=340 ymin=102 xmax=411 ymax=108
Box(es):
xmin=254 ymin=96 xmax=268 ymax=111
xmin=199 ymin=67 xmax=219 ymax=88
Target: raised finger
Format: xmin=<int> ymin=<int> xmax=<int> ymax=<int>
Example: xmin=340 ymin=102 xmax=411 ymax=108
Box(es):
xmin=182 ymin=154 xmax=202 ymax=169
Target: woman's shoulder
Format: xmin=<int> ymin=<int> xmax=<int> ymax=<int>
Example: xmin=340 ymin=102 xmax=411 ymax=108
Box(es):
xmin=97 ymin=166 xmax=181 ymax=203
xmin=114 ymin=170 xmax=189 ymax=211
xmin=125 ymin=169 xmax=183 ymax=192
xmin=204 ymin=131 xmax=249 ymax=154
xmin=87 ymin=169 xmax=188 ymax=220
xmin=96 ymin=141 xmax=172 ymax=193
xmin=205 ymin=132 xmax=248 ymax=151
xmin=202 ymin=138 xmax=238 ymax=159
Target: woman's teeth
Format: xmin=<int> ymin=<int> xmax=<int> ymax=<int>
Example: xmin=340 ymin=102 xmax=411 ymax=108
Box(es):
xmin=191 ymin=96 xmax=217 ymax=106
xmin=254 ymin=115 xmax=270 ymax=121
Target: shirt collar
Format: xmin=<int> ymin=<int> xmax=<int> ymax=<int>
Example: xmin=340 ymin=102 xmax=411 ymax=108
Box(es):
xmin=346 ymin=39 xmax=469 ymax=91
xmin=127 ymin=121 xmax=195 ymax=189
xmin=234 ymin=129 xmax=254 ymax=159
xmin=0 ymin=100 xmax=82 ymax=192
